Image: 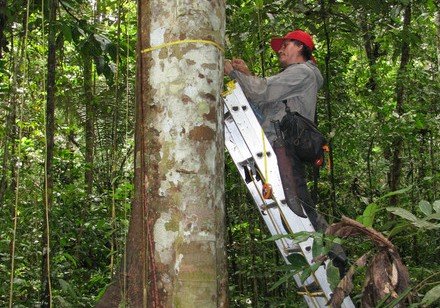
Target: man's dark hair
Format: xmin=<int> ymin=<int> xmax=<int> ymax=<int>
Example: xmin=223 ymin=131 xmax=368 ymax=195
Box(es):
xmin=292 ymin=40 xmax=312 ymax=61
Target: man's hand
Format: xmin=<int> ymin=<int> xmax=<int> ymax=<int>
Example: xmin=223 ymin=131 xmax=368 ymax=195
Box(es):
xmin=231 ymin=58 xmax=252 ymax=76
xmin=224 ymin=59 xmax=234 ymax=75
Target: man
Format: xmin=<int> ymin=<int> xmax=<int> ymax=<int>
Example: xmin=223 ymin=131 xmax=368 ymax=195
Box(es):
xmin=224 ymin=29 xmax=323 ymax=229
xmin=224 ymin=29 xmax=347 ymax=276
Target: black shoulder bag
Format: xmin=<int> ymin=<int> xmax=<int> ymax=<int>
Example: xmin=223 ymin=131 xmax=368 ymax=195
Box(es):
xmin=279 ymin=101 xmax=328 ymax=166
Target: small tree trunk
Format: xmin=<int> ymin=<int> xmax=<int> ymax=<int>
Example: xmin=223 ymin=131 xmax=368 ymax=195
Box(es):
xmin=388 ymin=3 xmax=411 ymax=206
xmin=0 ymin=96 xmax=16 ymax=205
xmin=436 ymin=1 xmax=440 ymax=72
xmin=41 ymin=0 xmax=58 ymax=306
xmin=320 ymin=0 xmax=337 ymax=214
xmin=84 ymin=54 xmax=95 ymax=199
xmin=0 ymin=0 xmax=7 ymax=59
xmin=360 ymin=12 xmax=383 ymax=202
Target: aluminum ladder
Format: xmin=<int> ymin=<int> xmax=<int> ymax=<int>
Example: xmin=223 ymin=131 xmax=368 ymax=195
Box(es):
xmin=223 ymin=82 xmax=355 ymax=308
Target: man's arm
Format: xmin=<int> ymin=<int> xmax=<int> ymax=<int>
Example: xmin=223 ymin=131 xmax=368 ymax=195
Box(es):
xmin=229 ymin=67 xmax=311 ymax=105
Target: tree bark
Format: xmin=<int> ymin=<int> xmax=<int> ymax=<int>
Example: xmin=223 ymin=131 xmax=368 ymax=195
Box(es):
xmin=96 ymin=0 xmax=227 ymax=307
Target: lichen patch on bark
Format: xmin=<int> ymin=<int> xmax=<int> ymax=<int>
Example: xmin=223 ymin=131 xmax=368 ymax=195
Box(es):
xmin=154 ymin=212 xmax=179 ymax=264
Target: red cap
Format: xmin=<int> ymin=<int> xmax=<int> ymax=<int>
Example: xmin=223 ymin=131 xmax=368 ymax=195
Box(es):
xmin=270 ymin=30 xmax=315 ymax=52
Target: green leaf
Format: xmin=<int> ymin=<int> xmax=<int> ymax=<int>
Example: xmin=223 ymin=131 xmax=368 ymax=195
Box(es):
xmin=360 ymin=196 xmax=370 ymax=205
xmin=387 ymin=221 xmax=412 ymax=238
xmin=269 ymin=271 xmax=296 ymax=291
xmin=376 ymin=287 xmax=413 ymax=308
xmin=418 ymin=200 xmax=432 ymax=216
xmin=378 ymin=186 xmax=413 ymax=201
xmin=310 ymin=262 xmax=322 ymax=273
xmin=62 ymin=252 xmax=77 ymax=267
xmin=292 ymin=231 xmax=313 ymax=240
xmin=386 ymin=208 xmax=440 ymax=230
xmin=286 ymin=253 xmax=309 ymax=270
xmin=254 ymin=0 xmax=264 ymax=10
xmin=412 ymin=219 xmax=440 ymax=230
xmin=426 ymin=212 xmax=440 ymax=221
xmin=59 ymin=278 xmax=70 ymax=292
xmin=327 ymin=261 xmax=341 ymax=290
xmin=433 ymin=200 xmax=440 ymax=213
xmin=300 ymin=266 xmax=312 ymax=283
xmin=290 ymin=232 xmax=313 ymax=244
xmin=58 ymin=278 xmax=78 ymax=300
xmin=357 ymin=203 xmax=379 ymax=227
xmin=59 ymin=0 xmax=75 ymax=12
xmin=299 ymin=263 xmax=322 ymax=284
xmin=54 ymin=295 xmax=72 ymax=307
xmin=61 ymin=23 xmax=73 ymax=43
xmin=312 ymin=234 xmax=325 ymax=259
xmin=421 ymin=284 xmax=440 ymax=306
xmin=386 ymin=207 xmax=417 ymax=222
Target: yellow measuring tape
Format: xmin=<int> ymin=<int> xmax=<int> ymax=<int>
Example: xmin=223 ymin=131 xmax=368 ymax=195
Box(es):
xmin=141 ymin=39 xmax=224 ymax=54
xmin=261 ymin=128 xmax=272 ymax=199
xmin=262 ymin=128 xmax=269 ymax=181
xmin=222 ymin=80 xmax=236 ymax=97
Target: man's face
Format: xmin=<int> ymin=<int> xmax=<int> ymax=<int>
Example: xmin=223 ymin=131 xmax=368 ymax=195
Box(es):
xmin=277 ymin=40 xmax=302 ymax=67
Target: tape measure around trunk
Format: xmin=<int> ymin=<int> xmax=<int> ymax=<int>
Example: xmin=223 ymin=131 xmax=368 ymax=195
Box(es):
xmin=141 ymin=39 xmax=224 ymax=54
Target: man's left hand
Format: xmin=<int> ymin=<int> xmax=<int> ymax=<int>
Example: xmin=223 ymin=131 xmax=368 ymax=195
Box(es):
xmin=224 ymin=59 xmax=234 ymax=75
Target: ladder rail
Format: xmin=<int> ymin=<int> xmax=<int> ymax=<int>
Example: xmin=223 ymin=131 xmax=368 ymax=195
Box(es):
xmin=225 ymin=122 xmax=293 ymax=252
xmin=223 ymin=83 xmax=355 ymax=308
xmin=226 ymin=112 xmax=329 ymax=307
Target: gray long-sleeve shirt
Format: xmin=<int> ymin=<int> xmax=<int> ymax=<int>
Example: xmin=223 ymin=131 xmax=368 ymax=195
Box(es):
xmin=229 ymin=61 xmax=323 ymax=143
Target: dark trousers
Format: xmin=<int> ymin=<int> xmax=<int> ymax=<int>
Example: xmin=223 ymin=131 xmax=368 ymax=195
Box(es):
xmin=289 ymin=151 xmax=348 ymax=276
xmin=289 ymin=151 xmax=323 ymax=229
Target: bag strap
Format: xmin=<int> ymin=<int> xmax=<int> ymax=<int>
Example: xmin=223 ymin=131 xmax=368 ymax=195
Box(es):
xmin=282 ymin=100 xmax=291 ymax=114
xmin=282 ymin=100 xmax=318 ymax=130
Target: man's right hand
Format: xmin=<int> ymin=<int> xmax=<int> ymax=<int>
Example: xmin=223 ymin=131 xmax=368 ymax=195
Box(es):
xmin=231 ymin=58 xmax=252 ymax=76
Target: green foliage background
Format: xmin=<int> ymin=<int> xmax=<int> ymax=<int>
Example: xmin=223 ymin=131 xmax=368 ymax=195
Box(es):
xmin=0 ymin=0 xmax=439 ymax=307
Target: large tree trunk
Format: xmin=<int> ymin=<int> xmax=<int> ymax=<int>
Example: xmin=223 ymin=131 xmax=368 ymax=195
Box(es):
xmin=96 ymin=1 xmax=227 ymax=307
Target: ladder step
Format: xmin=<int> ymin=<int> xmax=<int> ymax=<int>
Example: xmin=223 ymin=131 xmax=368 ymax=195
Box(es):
xmin=297 ymin=282 xmax=325 ymax=297
xmin=261 ymin=200 xmax=277 ymax=210
xmin=284 ymin=245 xmax=302 ymax=254
xmin=239 ymin=157 xmax=254 ymax=166
xmin=297 ymin=290 xmax=326 ymax=297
